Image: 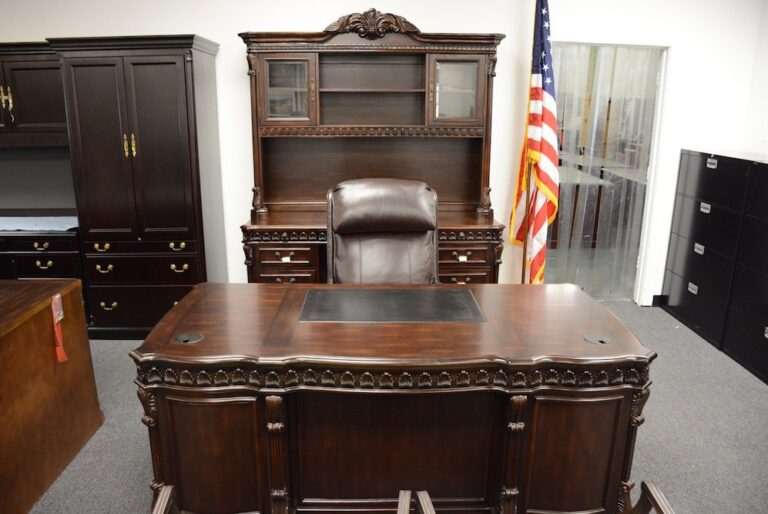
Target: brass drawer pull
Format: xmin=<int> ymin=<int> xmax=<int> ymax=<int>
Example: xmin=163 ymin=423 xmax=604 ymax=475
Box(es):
xmin=275 ymin=251 xmax=295 ymax=263
xmin=33 ymin=241 xmax=50 ymax=251
xmin=169 ymin=242 xmax=186 ymax=251
xmin=123 ymin=134 xmax=129 ymax=157
xmin=94 ymin=243 xmax=111 ymax=252
xmin=35 ymin=259 xmax=54 ymax=270
xmin=99 ymin=301 xmax=118 ymax=311
xmin=451 ymin=250 xmax=472 ymax=263
xmin=451 ymin=276 xmax=471 ymax=285
xmin=170 ymin=263 xmax=189 ymax=273
xmin=130 ymin=133 xmax=137 ymax=157
xmin=96 ymin=264 xmax=114 ymax=274
xmin=275 ymin=277 xmax=296 ymax=284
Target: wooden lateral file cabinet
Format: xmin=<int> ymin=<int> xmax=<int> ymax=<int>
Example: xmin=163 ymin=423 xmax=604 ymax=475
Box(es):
xmin=662 ymin=149 xmax=768 ymax=383
xmin=0 ymin=229 xmax=83 ymax=280
xmin=240 ymin=9 xmax=506 ymax=284
xmin=49 ymin=36 xmax=219 ymax=338
xmin=0 ymin=279 xmax=102 ymax=514
xmin=0 ymin=43 xmax=68 ymax=147
xmin=132 ymin=283 xmax=671 ymax=514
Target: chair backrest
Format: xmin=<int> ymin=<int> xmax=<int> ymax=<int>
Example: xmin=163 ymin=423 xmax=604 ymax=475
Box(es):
xmin=327 ymin=178 xmax=438 ymax=284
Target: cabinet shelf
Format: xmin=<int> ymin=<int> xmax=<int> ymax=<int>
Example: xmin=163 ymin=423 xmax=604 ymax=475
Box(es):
xmin=319 ymin=88 xmax=425 ymax=93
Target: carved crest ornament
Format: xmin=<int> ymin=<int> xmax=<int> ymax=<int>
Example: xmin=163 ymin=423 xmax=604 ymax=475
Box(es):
xmin=325 ymin=8 xmax=420 ymax=39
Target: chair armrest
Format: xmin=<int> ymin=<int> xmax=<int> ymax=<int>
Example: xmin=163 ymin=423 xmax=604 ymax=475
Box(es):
xmin=631 ymin=481 xmax=675 ymax=514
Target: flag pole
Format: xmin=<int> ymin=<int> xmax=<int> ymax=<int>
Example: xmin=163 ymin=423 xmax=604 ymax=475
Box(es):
xmin=520 ymin=156 xmax=534 ymax=284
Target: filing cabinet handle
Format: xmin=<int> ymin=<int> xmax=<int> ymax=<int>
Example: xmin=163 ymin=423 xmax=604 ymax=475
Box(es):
xmin=451 ymin=276 xmax=471 ymax=285
xmin=169 ymin=242 xmax=186 ymax=251
xmin=94 ymin=243 xmax=111 ymax=252
xmin=276 ymin=251 xmax=295 ymax=263
xmin=35 ymin=259 xmax=54 ymax=270
xmin=99 ymin=301 xmax=118 ymax=311
xmin=33 ymin=241 xmax=50 ymax=251
xmin=275 ymin=277 xmax=296 ymax=284
xmin=451 ymin=250 xmax=472 ymax=262
xmin=706 ymin=158 xmax=718 ymax=169
xmin=96 ymin=264 xmax=114 ymax=274
xmin=687 ymin=282 xmax=699 ymax=295
xmin=170 ymin=263 xmax=189 ymax=273
xmin=693 ymin=242 xmax=705 ymax=255
xmin=699 ymin=202 xmax=711 ymax=214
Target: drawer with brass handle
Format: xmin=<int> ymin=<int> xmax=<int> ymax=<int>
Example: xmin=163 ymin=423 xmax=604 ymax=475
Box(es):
xmin=84 ymin=240 xmax=197 ymax=254
xmin=438 ymin=268 xmax=492 ymax=285
xmin=87 ymin=285 xmax=193 ymax=327
xmin=259 ymin=270 xmax=317 ymax=284
xmin=85 ymin=255 xmax=200 ymax=285
xmin=15 ymin=253 xmax=82 ymax=278
xmin=257 ymin=246 xmax=316 ymax=267
xmin=6 ymin=235 xmax=79 ymax=252
xmin=438 ymin=244 xmax=493 ymax=266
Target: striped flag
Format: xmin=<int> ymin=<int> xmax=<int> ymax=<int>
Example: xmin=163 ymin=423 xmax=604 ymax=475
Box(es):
xmin=510 ymin=0 xmax=560 ymax=284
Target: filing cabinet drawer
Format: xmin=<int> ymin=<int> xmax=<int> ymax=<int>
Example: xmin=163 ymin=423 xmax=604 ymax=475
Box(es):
xmin=723 ymin=306 xmax=768 ymax=384
xmin=85 ymin=255 xmax=201 ymax=285
xmin=259 ymin=270 xmax=317 ymax=284
xmin=671 ymin=194 xmax=741 ymax=257
xmin=737 ymin=215 xmax=768 ymax=276
xmin=729 ymin=264 xmax=768 ymax=323
xmin=257 ymin=246 xmax=317 ymax=267
xmin=438 ymin=244 xmax=492 ymax=266
xmin=662 ymin=270 xmax=728 ymax=346
xmin=745 ymin=162 xmax=768 ymax=220
xmin=87 ymin=285 xmax=192 ymax=327
xmin=677 ymin=151 xmax=749 ymax=210
xmin=665 ymin=233 xmax=733 ymax=300
xmin=438 ymin=268 xmax=493 ymax=284
xmin=15 ymin=253 xmax=82 ymax=278
xmin=85 ymin=239 xmax=198 ymax=254
xmin=6 ymin=235 xmax=79 ymax=252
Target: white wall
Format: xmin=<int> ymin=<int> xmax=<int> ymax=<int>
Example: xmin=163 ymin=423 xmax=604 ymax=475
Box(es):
xmin=1 ymin=0 xmax=766 ymax=296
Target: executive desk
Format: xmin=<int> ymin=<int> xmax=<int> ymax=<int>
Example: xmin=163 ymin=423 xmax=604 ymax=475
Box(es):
xmin=131 ymin=283 xmax=667 ymax=514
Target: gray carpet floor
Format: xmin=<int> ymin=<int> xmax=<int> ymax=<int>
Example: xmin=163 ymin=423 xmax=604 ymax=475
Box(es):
xmin=30 ymin=302 xmax=768 ymax=514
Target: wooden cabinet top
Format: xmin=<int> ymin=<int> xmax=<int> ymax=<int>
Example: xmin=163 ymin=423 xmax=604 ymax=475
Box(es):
xmin=0 ymin=279 xmax=80 ymax=337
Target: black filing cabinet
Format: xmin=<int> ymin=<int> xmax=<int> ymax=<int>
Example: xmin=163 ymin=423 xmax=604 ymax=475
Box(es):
xmin=663 ymin=150 xmax=768 ymax=383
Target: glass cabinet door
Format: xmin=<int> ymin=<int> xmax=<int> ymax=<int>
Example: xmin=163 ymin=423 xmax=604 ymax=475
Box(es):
xmin=429 ymin=55 xmax=485 ymax=126
xmin=259 ymin=54 xmax=316 ymax=125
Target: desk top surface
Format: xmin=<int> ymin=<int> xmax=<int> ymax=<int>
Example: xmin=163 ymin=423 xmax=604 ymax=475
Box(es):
xmin=0 ymin=279 xmax=80 ymax=338
xmin=133 ymin=283 xmax=654 ymax=368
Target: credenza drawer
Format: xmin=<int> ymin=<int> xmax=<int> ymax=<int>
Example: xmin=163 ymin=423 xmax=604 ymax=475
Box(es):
xmin=438 ymin=244 xmax=493 ymax=266
xmin=84 ymin=239 xmax=198 ymax=254
xmin=259 ymin=270 xmax=317 ymax=284
xmin=15 ymin=253 xmax=82 ymax=278
xmin=665 ymin=233 xmax=733 ymax=300
xmin=662 ymin=270 xmax=727 ymax=346
xmin=6 ymin=236 xmax=79 ymax=252
xmin=730 ymin=264 xmax=768 ymax=323
xmin=677 ymin=152 xmax=749 ymax=210
xmin=723 ymin=306 xmax=768 ymax=383
xmin=737 ymin=215 xmax=768 ymax=277
xmin=438 ymin=268 xmax=493 ymax=284
xmin=745 ymin=162 xmax=768 ymax=220
xmin=87 ymin=285 xmax=192 ymax=327
xmin=85 ymin=255 xmax=201 ymax=285
xmin=671 ymin=194 xmax=741 ymax=258
xmin=257 ymin=246 xmax=317 ymax=267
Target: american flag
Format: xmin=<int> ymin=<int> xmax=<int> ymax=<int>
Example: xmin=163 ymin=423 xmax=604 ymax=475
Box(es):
xmin=510 ymin=0 xmax=560 ymax=284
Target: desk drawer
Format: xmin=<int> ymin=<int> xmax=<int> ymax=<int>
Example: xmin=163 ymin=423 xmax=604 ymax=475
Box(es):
xmin=438 ymin=244 xmax=493 ymax=266
xmin=15 ymin=253 xmax=82 ymax=278
xmin=85 ymin=255 xmax=201 ymax=285
xmin=438 ymin=268 xmax=493 ymax=284
xmin=6 ymin=236 xmax=79 ymax=252
xmin=723 ymin=306 xmax=768 ymax=384
xmin=671 ymin=194 xmax=741 ymax=258
xmin=665 ymin=233 xmax=733 ymax=300
xmin=257 ymin=245 xmax=317 ymax=268
xmin=662 ymin=270 xmax=727 ymax=346
xmin=677 ymin=152 xmax=749 ymax=210
xmin=85 ymin=239 xmax=198 ymax=254
xmin=737 ymin=215 xmax=768 ymax=277
xmin=259 ymin=270 xmax=317 ymax=284
xmin=87 ymin=285 xmax=192 ymax=327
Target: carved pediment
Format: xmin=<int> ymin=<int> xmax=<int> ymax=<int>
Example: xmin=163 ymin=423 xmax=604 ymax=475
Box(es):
xmin=325 ymin=8 xmax=420 ymax=40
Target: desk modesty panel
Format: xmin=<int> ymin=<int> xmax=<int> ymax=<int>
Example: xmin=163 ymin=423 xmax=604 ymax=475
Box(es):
xmin=132 ymin=283 xmax=659 ymax=514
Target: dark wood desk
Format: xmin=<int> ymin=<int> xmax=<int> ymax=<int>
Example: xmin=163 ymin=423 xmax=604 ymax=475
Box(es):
xmin=132 ymin=283 xmax=667 ymax=514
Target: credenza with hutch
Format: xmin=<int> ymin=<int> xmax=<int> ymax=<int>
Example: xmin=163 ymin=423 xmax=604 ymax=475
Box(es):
xmin=240 ymin=9 xmax=506 ymax=284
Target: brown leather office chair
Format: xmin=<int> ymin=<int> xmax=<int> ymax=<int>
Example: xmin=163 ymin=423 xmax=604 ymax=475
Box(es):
xmin=327 ymin=178 xmax=438 ymax=284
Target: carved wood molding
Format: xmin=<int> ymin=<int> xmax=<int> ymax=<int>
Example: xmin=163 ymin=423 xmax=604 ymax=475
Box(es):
xmin=244 ymin=230 xmax=327 ymax=243
xmin=325 ymin=8 xmax=420 ymax=40
xmin=617 ymin=387 xmax=651 ymax=513
xmin=438 ymin=229 xmax=502 ymax=242
xmin=246 ymin=43 xmax=498 ymax=53
xmin=260 ymin=126 xmax=484 ymax=138
xmin=500 ymin=395 xmax=527 ymax=513
xmin=137 ymin=364 xmax=650 ymax=392
xmin=265 ymin=395 xmax=289 ymax=514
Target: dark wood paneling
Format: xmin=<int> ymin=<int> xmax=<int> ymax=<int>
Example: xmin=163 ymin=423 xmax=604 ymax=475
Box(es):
xmin=320 ymin=92 xmax=424 ymax=125
xmin=85 ymin=254 xmax=200 ymax=285
xmin=670 ymin=193 xmax=741 ymax=258
xmin=723 ymin=306 xmax=768 ymax=384
xmin=662 ymin=269 xmax=727 ymax=347
xmin=262 ymin=138 xmax=482 ymax=206
xmin=677 ymin=151 xmax=749 ymax=210
xmin=1 ymin=59 xmax=67 ymax=133
xmin=319 ymin=53 xmax=425 ymax=90
xmin=665 ymin=233 xmax=733 ymax=301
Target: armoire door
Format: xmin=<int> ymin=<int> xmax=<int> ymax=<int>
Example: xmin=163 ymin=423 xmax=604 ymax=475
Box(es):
xmin=1 ymin=59 xmax=67 ymax=133
xmin=123 ymin=56 xmax=196 ymax=239
xmin=63 ymin=58 xmax=137 ymax=239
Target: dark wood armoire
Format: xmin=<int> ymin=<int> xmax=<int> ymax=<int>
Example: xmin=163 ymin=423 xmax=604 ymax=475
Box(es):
xmin=49 ymin=36 xmax=218 ymax=338
xmin=240 ymin=9 xmax=506 ymax=285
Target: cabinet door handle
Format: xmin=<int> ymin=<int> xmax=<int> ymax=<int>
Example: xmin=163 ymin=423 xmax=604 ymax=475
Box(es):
xmin=123 ymin=134 xmax=129 ymax=157
xmin=275 ymin=277 xmax=296 ymax=283
xmin=170 ymin=263 xmax=189 ymax=273
xmin=0 ymin=85 xmax=5 ymax=109
xmin=35 ymin=259 xmax=54 ymax=270
xmin=130 ymin=133 xmax=137 ymax=157
xmin=309 ymin=79 xmax=316 ymax=102
xmin=33 ymin=241 xmax=50 ymax=251
xmin=93 ymin=243 xmax=111 ymax=252
xmin=693 ymin=242 xmax=705 ymax=255
xmin=99 ymin=301 xmax=118 ymax=311
xmin=95 ymin=264 xmax=114 ymax=274
xmin=169 ymin=241 xmax=186 ymax=251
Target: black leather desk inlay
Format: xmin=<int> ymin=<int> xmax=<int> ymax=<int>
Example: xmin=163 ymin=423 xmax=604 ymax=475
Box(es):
xmin=300 ymin=289 xmax=486 ymax=323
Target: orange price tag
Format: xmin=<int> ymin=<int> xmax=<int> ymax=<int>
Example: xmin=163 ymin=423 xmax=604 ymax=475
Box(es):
xmin=51 ymin=294 xmax=68 ymax=363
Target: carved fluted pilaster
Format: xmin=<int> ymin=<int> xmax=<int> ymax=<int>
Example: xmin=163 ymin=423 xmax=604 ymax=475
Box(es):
xmin=499 ymin=395 xmax=527 ymax=514
xmin=266 ymin=395 xmax=290 ymax=514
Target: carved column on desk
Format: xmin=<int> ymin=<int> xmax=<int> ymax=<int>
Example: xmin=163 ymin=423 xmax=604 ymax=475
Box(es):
xmin=499 ymin=395 xmax=527 ymax=514
xmin=252 ymin=186 xmax=268 ymax=214
xmin=137 ymin=388 xmax=166 ymax=502
xmin=265 ymin=395 xmax=290 ymax=514
xmin=617 ymin=387 xmax=650 ymax=512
